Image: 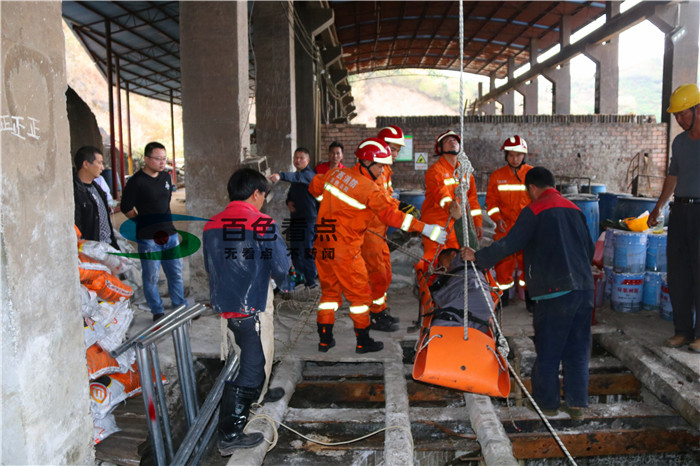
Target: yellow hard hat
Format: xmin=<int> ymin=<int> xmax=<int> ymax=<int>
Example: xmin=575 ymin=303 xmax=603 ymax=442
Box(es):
xmin=667 ymin=83 xmax=700 ymax=114
xmin=623 ymin=211 xmax=650 ymax=232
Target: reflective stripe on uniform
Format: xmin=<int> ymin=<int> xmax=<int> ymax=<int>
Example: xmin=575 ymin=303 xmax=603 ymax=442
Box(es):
xmin=400 ymin=213 xmax=413 ymax=231
xmin=315 ymin=194 xmax=324 ymax=202
xmin=497 ymin=184 xmax=526 ymax=191
xmin=443 ymin=178 xmax=458 ymax=186
xmin=488 ymin=207 xmax=500 ymax=216
xmin=318 ymin=302 xmax=339 ymax=311
xmin=471 ymin=209 xmax=482 ymax=217
xmin=497 ymin=281 xmax=515 ymax=290
xmin=429 ymin=227 xmax=442 ymax=241
xmin=349 ymin=304 xmax=369 ymax=314
xmin=439 ymin=196 xmax=452 ymax=208
xmin=518 ymin=279 xmax=526 ymax=287
xmin=372 ymin=294 xmax=386 ymax=306
xmin=324 ymin=183 xmax=366 ymax=210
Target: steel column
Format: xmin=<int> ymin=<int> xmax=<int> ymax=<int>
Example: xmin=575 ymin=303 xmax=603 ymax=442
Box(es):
xmin=105 ymin=20 xmax=118 ymax=199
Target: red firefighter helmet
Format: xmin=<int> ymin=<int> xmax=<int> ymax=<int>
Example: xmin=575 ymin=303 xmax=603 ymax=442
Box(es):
xmin=435 ymin=130 xmax=461 ymax=155
xmin=377 ymin=125 xmax=406 ymax=146
xmin=501 ymin=135 xmax=528 ymax=154
xmin=355 ymin=137 xmax=392 ymax=164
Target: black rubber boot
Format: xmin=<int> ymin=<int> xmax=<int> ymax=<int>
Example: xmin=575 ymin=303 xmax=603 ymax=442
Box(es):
xmin=524 ymin=290 xmax=537 ymax=313
xmin=500 ymin=291 xmax=510 ymax=307
xmin=261 ymin=387 xmax=285 ymax=404
xmin=355 ymin=327 xmax=384 ymax=354
xmin=317 ymin=323 xmax=336 ymax=352
xmin=384 ymin=307 xmax=400 ymax=323
xmin=217 ymin=383 xmax=264 ymax=456
xmin=370 ymin=310 xmax=399 ymax=332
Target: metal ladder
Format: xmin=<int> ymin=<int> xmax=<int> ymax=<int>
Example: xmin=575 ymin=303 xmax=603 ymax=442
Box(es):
xmin=111 ymin=304 xmax=238 ymax=466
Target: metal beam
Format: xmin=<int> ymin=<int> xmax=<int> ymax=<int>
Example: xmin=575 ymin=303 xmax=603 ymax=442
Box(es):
xmin=474 ymin=1 xmax=671 ymax=108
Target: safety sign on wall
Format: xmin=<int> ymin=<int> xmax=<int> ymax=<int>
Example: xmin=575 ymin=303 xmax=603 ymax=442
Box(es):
xmin=414 ymin=152 xmax=428 ymax=170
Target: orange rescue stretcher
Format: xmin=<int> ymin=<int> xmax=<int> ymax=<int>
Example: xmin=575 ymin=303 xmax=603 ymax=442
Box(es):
xmin=412 ymin=266 xmax=511 ymax=398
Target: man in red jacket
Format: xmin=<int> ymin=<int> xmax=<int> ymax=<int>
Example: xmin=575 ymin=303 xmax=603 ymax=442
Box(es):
xmin=485 ymin=135 xmax=533 ymax=308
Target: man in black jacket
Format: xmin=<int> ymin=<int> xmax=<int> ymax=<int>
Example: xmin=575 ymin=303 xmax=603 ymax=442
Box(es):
xmin=73 ymin=145 xmax=119 ymax=249
xmin=462 ymin=167 xmax=594 ymax=419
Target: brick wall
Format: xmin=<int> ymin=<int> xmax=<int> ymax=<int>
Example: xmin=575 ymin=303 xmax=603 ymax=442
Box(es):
xmin=321 ymin=115 xmax=668 ymax=196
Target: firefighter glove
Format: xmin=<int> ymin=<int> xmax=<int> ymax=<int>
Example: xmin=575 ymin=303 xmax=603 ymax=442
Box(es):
xmin=422 ymin=224 xmax=447 ymax=244
xmin=398 ymin=201 xmax=420 ymax=218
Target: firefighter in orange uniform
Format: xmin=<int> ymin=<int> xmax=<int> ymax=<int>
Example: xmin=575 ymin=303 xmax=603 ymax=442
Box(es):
xmin=421 ymin=130 xmax=483 ymax=268
xmin=361 ymin=126 xmax=416 ymax=332
xmin=485 ymin=135 xmax=533 ymax=308
xmin=310 ymin=137 xmax=447 ymax=353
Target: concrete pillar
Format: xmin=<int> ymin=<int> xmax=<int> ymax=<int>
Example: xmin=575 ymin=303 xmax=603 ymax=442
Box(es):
xmin=1 ymin=2 xmax=93 ymax=463
xmin=544 ymin=15 xmax=572 ymax=114
xmin=585 ymin=2 xmax=620 ymax=114
xmin=478 ymin=81 xmax=496 ymax=115
xmin=499 ymin=57 xmax=516 ymax=114
xmin=253 ymin=1 xmax=297 ymax=225
xmin=180 ymin=1 xmax=250 ymax=299
xmin=651 ymin=1 xmax=700 ymax=151
xmin=516 ymin=39 xmax=539 ymax=115
xmin=295 ymin=35 xmax=318 ymax=157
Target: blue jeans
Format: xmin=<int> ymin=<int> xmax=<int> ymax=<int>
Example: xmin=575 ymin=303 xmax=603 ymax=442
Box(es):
xmin=227 ymin=316 xmax=266 ymax=389
xmin=137 ymin=233 xmax=186 ymax=315
xmin=531 ymin=290 xmax=593 ymax=410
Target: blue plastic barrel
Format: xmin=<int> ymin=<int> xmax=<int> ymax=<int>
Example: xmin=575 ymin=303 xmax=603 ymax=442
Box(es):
xmin=615 ymin=196 xmax=658 ymax=221
xmin=611 ymin=272 xmax=644 ymax=312
xmin=580 ymin=183 xmax=607 ymax=195
xmin=598 ymin=192 xmax=632 ymax=223
xmin=477 ymin=192 xmax=486 ymax=209
xmin=399 ymin=190 xmax=426 ymax=211
xmin=642 ymin=271 xmax=663 ymax=311
xmin=660 ymin=277 xmax=672 ymax=321
xmin=566 ymin=194 xmax=599 ymax=242
xmin=603 ymin=229 xmax=615 ymax=267
xmin=646 ymin=233 xmax=667 ymax=272
xmin=613 ymin=231 xmax=648 ymax=273
xmin=604 ymin=265 xmax=613 ymax=302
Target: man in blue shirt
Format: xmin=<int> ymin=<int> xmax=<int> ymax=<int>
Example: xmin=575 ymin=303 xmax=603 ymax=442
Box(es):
xmin=269 ymin=147 xmax=318 ymax=288
xmin=462 ymin=167 xmax=594 ymax=419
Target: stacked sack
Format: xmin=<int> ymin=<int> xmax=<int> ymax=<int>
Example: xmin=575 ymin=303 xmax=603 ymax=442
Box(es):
xmin=75 ymin=227 xmax=141 ymax=444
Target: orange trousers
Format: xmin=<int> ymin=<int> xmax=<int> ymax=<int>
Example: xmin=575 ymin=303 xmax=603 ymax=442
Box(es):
xmin=316 ymin=252 xmax=372 ymax=328
xmin=494 ymin=251 xmax=525 ymax=289
xmin=361 ymin=227 xmax=392 ymax=314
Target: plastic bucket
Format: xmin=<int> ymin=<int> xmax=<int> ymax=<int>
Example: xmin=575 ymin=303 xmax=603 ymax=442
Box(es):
xmin=557 ymin=183 xmax=578 ymax=195
xmin=598 ymin=192 xmax=632 ymax=223
xmin=611 ymin=272 xmax=644 ymax=312
xmin=613 ymin=231 xmax=648 ymax=273
xmin=642 ymin=271 xmax=663 ymax=311
xmin=603 ymin=229 xmax=615 ymax=266
xmin=477 ymin=192 xmax=486 ymax=209
xmin=660 ymin=277 xmax=672 ymax=321
xmin=399 ymin=190 xmax=426 ymax=211
xmin=615 ymin=196 xmax=663 ymax=221
xmin=566 ymin=194 xmax=599 ymax=242
xmin=646 ymin=232 xmax=667 ymax=272
xmin=580 ymin=183 xmax=607 ymax=195
xmin=604 ymin=265 xmax=613 ymax=302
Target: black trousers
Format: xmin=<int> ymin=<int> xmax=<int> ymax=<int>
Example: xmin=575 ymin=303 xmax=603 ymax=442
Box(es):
xmin=667 ymin=203 xmax=700 ymax=339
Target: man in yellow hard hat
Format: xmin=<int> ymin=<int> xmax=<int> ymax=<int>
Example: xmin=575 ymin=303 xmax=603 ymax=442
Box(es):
xmin=648 ymin=83 xmax=700 ymax=353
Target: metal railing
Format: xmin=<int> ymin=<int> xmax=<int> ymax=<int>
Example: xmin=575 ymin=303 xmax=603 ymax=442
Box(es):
xmin=111 ymin=304 xmax=238 ymax=466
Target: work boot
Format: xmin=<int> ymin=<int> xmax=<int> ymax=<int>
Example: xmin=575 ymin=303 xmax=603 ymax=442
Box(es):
xmin=218 ymin=383 xmax=264 ymax=456
xmin=370 ymin=310 xmax=399 ymax=332
xmin=261 ymin=387 xmax=285 ymax=404
xmin=665 ymin=334 xmax=690 ymax=348
xmin=524 ymin=290 xmax=536 ymax=313
xmin=355 ymin=327 xmax=384 ymax=354
xmin=384 ymin=307 xmax=400 ymax=323
xmin=317 ymin=323 xmax=336 ymax=352
xmin=500 ymin=292 xmax=509 ymax=307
